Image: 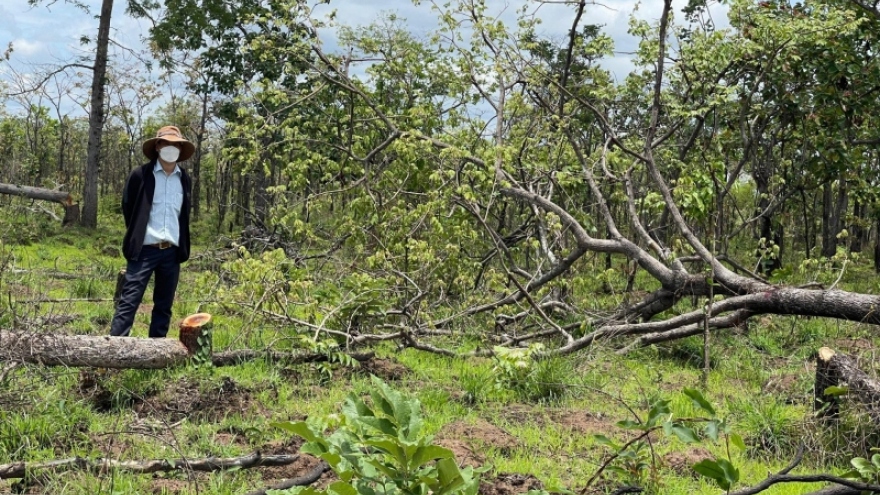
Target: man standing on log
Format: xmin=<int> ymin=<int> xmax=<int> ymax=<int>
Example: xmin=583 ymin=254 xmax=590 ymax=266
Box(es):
xmin=109 ymin=126 xmax=194 ymax=338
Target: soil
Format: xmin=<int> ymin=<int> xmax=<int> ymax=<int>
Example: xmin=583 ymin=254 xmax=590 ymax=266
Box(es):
xmin=662 ymin=447 xmax=714 ymax=476
xmin=358 ymin=358 xmax=411 ymax=381
xmin=67 ymin=359 xmax=563 ymax=495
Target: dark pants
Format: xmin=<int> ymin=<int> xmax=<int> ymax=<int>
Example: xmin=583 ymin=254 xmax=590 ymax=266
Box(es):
xmin=110 ymin=246 xmax=181 ymax=338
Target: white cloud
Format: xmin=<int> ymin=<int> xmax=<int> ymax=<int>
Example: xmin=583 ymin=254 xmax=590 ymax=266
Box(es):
xmin=9 ymin=38 xmax=45 ymax=57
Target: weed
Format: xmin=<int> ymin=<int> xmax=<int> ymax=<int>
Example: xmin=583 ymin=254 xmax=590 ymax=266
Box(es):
xmin=273 ymin=376 xmax=486 ymax=495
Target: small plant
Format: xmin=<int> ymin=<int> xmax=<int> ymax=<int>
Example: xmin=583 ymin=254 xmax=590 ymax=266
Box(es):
xmin=297 ymin=334 xmax=359 ymax=382
xmin=845 ymin=450 xmax=880 ymax=484
xmin=272 ymin=376 xmax=484 ymax=495
xmin=491 ymin=343 xmax=567 ymax=401
xmin=594 ymin=389 xmax=745 ymax=492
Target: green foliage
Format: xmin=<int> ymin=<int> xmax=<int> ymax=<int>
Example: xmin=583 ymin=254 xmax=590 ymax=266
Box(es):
xmin=597 ymin=389 xmax=744 ymax=492
xmin=297 ymin=334 xmax=360 ymax=382
xmin=845 ymin=451 xmax=880 ymax=484
xmin=272 ymin=376 xmax=485 ymax=495
xmin=491 ymin=344 xmax=569 ymax=402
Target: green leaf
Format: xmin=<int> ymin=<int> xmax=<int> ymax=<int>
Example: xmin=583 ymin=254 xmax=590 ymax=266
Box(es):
xmin=704 ymin=420 xmax=719 ymax=442
xmin=411 ymin=445 xmax=454 ymax=468
xmin=717 ymin=458 xmax=740 ymax=485
xmin=872 ymin=453 xmax=880 ymax=470
xmin=272 ymin=421 xmax=320 ymax=443
xmin=852 ymin=457 xmax=876 ymax=478
xmin=326 ymin=481 xmax=358 ymax=495
xmin=823 ymin=386 xmax=850 ymax=396
xmin=435 ymin=457 xmax=466 ymax=495
xmin=729 ymin=433 xmax=746 ymax=452
xmin=646 ymin=399 xmax=671 ymax=427
xmin=616 ymin=419 xmax=643 ymax=430
xmin=683 ymin=388 xmax=716 ymax=416
xmin=693 ymin=459 xmax=731 ymax=491
xmin=669 ymin=424 xmax=700 ymax=444
xmin=593 ymin=434 xmax=620 ymax=450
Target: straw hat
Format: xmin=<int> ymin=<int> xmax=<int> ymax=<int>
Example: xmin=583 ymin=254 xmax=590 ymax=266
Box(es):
xmin=142 ymin=126 xmax=195 ymax=162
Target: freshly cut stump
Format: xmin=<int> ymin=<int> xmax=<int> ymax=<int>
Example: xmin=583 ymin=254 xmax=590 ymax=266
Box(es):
xmin=179 ymin=313 xmax=213 ymax=358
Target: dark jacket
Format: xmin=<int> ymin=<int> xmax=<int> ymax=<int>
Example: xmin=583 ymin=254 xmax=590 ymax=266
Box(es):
xmin=121 ymin=161 xmax=192 ymax=263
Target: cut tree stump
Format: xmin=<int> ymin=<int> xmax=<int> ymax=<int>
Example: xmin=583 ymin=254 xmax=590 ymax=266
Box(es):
xmin=815 ymin=346 xmax=880 ymax=425
xmin=179 ymin=313 xmax=212 ymax=357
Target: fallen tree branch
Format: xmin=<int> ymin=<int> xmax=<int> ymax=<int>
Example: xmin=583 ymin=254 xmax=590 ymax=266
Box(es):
xmin=0 ymin=452 xmax=299 ymax=479
xmin=244 ymin=460 xmax=330 ymax=495
xmin=724 ymin=446 xmax=880 ymax=495
xmin=212 ymin=349 xmax=374 ymax=366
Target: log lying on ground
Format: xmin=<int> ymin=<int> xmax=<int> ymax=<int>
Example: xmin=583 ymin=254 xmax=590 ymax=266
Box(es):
xmin=0 ymin=182 xmax=79 ymax=225
xmin=0 ymin=326 xmax=373 ymax=369
xmin=0 ymin=452 xmax=299 ymax=479
xmin=815 ymin=347 xmax=880 ymax=424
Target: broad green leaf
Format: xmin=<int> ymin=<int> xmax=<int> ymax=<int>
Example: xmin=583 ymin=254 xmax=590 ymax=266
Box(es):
xmin=852 ymin=457 xmax=876 ymax=478
xmin=717 ymin=458 xmax=740 ymax=485
xmin=683 ymin=388 xmax=716 ymax=416
xmin=693 ymin=459 xmax=730 ymax=490
xmin=326 ymin=481 xmax=358 ymax=495
xmin=646 ymin=399 xmax=671 ymax=427
xmin=436 ymin=457 xmax=464 ymax=490
xmin=704 ymin=420 xmax=719 ymax=442
xmin=669 ymin=424 xmax=700 ymax=444
xmin=272 ymin=421 xmax=320 ymax=442
xmin=411 ymin=445 xmax=454 ymax=468
xmin=593 ymin=434 xmax=620 ymax=450
xmin=729 ymin=433 xmax=746 ymax=452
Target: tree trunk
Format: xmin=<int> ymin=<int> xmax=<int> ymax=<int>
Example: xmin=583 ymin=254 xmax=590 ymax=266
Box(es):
xmin=0 ymin=183 xmax=74 ymax=205
xmin=0 ymin=327 xmax=374 ymax=369
xmin=81 ymin=0 xmax=114 ymax=229
xmin=192 ymin=90 xmax=209 ymax=222
xmin=850 ymin=200 xmax=865 ymax=253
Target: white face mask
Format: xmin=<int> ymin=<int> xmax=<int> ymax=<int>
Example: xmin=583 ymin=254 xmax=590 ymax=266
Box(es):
xmin=159 ymin=146 xmax=181 ymax=163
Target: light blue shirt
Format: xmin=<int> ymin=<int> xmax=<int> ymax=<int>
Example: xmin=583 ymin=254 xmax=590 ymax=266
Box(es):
xmin=144 ymin=162 xmax=183 ymax=246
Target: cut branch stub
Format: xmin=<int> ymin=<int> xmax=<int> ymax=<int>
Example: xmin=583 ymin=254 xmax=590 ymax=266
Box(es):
xmin=179 ymin=313 xmax=213 ymax=360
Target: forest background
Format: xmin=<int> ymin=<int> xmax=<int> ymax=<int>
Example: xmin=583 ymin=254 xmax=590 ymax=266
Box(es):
xmin=3 ymin=0 xmax=880 ymax=494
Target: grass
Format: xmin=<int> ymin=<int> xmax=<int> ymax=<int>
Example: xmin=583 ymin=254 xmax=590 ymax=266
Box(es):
xmin=0 ymin=210 xmax=878 ymax=494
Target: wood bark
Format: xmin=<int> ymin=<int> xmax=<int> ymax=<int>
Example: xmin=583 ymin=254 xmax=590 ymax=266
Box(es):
xmin=815 ymin=347 xmax=880 ymax=424
xmin=0 ymin=183 xmax=74 ymax=205
xmin=0 ymin=452 xmax=299 ymax=479
xmin=0 ymin=330 xmax=374 ymax=369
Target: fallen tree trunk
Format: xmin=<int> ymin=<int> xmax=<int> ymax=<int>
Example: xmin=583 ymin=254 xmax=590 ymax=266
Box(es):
xmin=0 ymin=182 xmax=79 ymax=225
xmin=815 ymin=347 xmax=880 ymax=425
xmin=0 ymin=329 xmax=373 ymax=369
xmin=0 ymin=331 xmax=192 ymax=369
xmin=0 ymin=452 xmax=299 ymax=479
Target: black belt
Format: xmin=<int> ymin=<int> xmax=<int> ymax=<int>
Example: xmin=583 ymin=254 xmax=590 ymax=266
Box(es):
xmin=148 ymin=241 xmax=174 ymax=249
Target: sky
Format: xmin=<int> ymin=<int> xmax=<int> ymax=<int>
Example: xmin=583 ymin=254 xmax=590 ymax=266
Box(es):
xmin=0 ymin=0 xmax=729 ymax=116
